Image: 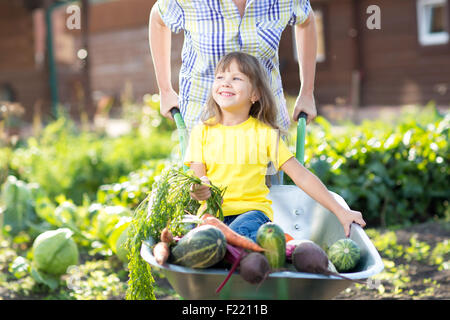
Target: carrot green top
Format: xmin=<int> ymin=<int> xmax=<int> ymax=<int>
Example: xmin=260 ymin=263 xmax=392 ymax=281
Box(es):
xmin=184 ymin=116 xmax=294 ymax=220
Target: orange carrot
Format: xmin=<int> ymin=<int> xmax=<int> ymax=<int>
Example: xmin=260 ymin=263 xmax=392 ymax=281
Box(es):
xmin=160 ymin=227 xmax=174 ymax=244
xmin=285 ymin=233 xmax=294 ymax=243
xmin=200 ymin=214 xmax=265 ymax=253
xmin=153 ymin=241 xmax=170 ymax=265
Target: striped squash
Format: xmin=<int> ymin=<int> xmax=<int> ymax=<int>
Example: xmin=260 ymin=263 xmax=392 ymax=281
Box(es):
xmin=171 ymin=225 xmax=226 ymax=268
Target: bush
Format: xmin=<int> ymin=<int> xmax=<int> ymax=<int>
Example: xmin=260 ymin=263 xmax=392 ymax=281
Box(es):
xmin=6 ymin=116 xmax=175 ymax=204
xmin=286 ymin=104 xmax=449 ymax=227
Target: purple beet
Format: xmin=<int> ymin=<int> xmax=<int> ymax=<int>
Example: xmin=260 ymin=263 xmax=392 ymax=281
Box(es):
xmin=286 ymin=239 xmax=314 ymax=262
xmin=239 ymin=252 xmax=271 ymax=285
xmin=291 ymin=241 xmax=363 ymax=283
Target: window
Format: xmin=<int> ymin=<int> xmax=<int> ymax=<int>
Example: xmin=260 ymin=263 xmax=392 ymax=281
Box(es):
xmin=417 ymin=0 xmax=449 ymax=46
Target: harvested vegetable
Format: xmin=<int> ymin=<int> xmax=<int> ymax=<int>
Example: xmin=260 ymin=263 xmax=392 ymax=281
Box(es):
xmin=291 ymin=240 xmax=363 ymax=283
xmin=200 ymin=214 xmax=265 ymax=252
xmin=256 ymin=222 xmax=286 ymax=269
xmin=178 ymin=170 xmax=227 ymax=220
xmin=171 ymin=225 xmax=227 ymax=268
xmin=292 ymin=241 xmax=329 ymax=274
xmin=153 ymin=242 xmax=170 ymax=265
xmin=284 ymin=233 xmax=294 ymax=243
xmin=286 ymin=239 xmax=314 ymax=262
xmin=160 ymin=227 xmax=174 ymax=244
xmin=239 ymin=252 xmax=271 ymax=285
xmin=328 ymin=238 xmax=361 ymax=272
xmin=126 ymin=166 xmax=225 ymax=300
xmin=216 ymin=244 xmax=246 ymax=294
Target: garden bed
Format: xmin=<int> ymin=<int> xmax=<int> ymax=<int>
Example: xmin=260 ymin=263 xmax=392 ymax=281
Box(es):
xmin=1 ymin=105 xmax=447 ymax=301
xmin=334 ymin=220 xmax=449 ymax=300
xmin=0 ymin=218 xmax=448 ymax=301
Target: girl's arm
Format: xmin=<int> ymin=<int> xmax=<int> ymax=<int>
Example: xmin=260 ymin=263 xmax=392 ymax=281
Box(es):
xmin=281 ymin=157 xmax=366 ymax=237
xmin=149 ymin=4 xmax=178 ymax=120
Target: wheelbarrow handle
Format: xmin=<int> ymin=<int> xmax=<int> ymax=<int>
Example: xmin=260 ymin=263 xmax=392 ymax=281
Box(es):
xmin=170 ymin=107 xmax=186 ymax=129
xmin=296 ymin=112 xmax=308 ymax=166
xmin=294 ymin=111 xmax=308 ymax=122
xmin=169 ymin=107 xmax=189 ymax=171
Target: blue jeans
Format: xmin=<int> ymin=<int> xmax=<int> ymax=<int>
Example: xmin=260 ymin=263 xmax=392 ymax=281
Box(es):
xmin=223 ymin=210 xmax=271 ymax=243
xmin=270 ymin=170 xmax=284 ymax=185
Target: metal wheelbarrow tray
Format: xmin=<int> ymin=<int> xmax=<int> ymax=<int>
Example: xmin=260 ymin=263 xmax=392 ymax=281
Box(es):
xmin=141 ymin=188 xmax=384 ymax=300
xmin=140 ymin=109 xmax=384 ymax=299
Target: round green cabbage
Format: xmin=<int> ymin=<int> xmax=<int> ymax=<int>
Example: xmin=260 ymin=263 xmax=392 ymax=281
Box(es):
xmin=32 ymin=228 xmax=79 ymax=276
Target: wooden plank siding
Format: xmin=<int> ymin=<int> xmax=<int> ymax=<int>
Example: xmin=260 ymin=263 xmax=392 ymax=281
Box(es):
xmin=280 ymin=0 xmax=450 ymax=107
xmin=0 ymin=0 xmax=51 ymax=121
xmin=0 ymin=1 xmax=36 ymax=71
xmin=1 ymin=0 xmax=449 ymax=125
xmin=358 ymin=0 xmax=448 ymax=106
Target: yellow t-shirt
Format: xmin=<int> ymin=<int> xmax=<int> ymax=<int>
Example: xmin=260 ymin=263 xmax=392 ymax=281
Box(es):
xmin=183 ymin=116 xmax=294 ymax=221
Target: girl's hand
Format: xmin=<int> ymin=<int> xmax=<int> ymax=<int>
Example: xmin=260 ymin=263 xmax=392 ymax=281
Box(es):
xmin=337 ymin=209 xmax=366 ymax=238
xmin=190 ymin=176 xmax=212 ymax=201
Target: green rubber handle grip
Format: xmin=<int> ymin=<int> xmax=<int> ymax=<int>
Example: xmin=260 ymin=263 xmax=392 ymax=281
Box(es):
xmin=296 ymin=112 xmax=308 ymax=166
xmin=170 ymin=107 xmax=189 ymax=171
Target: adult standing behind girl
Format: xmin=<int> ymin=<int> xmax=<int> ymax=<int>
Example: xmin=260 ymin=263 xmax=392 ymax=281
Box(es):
xmin=149 ymin=0 xmax=318 ymax=133
xmin=185 ymin=52 xmax=366 ymax=243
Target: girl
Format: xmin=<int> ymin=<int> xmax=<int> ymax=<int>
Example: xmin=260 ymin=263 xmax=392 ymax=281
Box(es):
xmin=184 ymin=52 xmax=365 ymax=242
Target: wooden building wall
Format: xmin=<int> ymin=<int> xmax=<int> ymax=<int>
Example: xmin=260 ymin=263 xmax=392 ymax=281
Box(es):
xmin=280 ymin=0 xmax=450 ymax=108
xmin=1 ymin=0 xmax=448 ymax=125
xmin=70 ymin=0 xmax=183 ymax=107
xmin=358 ymin=0 xmax=450 ymax=106
xmin=0 ymin=0 xmax=50 ymax=121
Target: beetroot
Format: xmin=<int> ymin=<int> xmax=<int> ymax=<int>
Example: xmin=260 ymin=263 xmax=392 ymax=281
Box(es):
xmin=239 ymin=252 xmax=271 ymax=285
xmin=291 ymin=241 xmax=363 ymax=283
xmin=292 ymin=241 xmax=329 ymax=274
xmin=216 ymin=244 xmax=245 ymax=294
xmin=286 ymin=239 xmax=314 ymax=262
xmin=286 ymin=243 xmax=296 ymax=262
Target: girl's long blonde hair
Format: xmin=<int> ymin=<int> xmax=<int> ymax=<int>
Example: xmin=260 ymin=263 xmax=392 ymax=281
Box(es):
xmin=200 ymin=52 xmax=282 ymax=132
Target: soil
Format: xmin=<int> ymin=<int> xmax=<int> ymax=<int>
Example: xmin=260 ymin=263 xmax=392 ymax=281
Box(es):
xmin=334 ymin=221 xmax=450 ymax=300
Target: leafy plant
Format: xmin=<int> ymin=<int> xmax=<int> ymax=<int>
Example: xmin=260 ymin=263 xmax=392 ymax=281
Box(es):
xmin=7 ymin=115 xmax=175 ymax=204
xmin=430 ymin=240 xmax=450 ymax=271
xmin=286 ymin=104 xmax=449 ymax=227
xmin=96 ymin=160 xmax=166 ymax=209
xmin=1 ymin=176 xmax=38 ymax=235
xmin=31 ymin=228 xmax=79 ymax=290
xmin=125 ymin=164 xmax=226 ymax=300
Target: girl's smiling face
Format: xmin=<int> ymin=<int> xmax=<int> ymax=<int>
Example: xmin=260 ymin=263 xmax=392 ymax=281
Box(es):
xmin=212 ymin=59 xmax=259 ymax=113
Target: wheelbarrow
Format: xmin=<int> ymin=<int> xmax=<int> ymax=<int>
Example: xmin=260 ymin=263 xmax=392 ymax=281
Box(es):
xmin=140 ymin=108 xmax=384 ymax=300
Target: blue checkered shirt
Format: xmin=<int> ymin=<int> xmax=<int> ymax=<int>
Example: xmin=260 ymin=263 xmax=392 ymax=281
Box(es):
xmin=157 ymin=0 xmax=312 ymax=131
